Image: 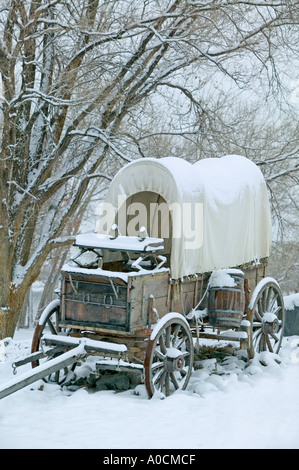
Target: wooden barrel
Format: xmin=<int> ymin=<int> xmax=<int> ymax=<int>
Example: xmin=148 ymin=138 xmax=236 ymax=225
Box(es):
xmin=208 ymin=269 xmax=245 ymax=328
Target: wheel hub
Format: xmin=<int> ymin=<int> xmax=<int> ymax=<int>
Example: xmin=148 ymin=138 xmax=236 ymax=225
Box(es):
xmin=165 ymin=353 xmax=184 ymax=372
xmin=262 ymin=314 xmax=279 ymax=334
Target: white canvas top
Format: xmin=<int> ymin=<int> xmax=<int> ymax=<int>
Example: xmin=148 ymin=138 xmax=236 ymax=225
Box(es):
xmin=97 ymin=155 xmax=272 ymax=279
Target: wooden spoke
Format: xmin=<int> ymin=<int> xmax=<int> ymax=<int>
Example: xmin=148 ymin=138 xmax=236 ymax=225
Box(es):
xmin=269 ymin=292 xmax=279 ymax=312
xmin=152 ymin=348 xmax=165 ymax=361
xmin=172 ymin=324 xmax=181 ymax=343
xmin=151 ymin=361 xmax=164 ymax=372
xmin=265 ymin=335 xmax=273 ymax=353
xmin=256 ymin=299 xmax=263 ymax=322
xmin=159 ymin=333 xmax=167 ymax=355
xmin=153 ymin=368 xmax=165 ymax=386
xmin=269 ymin=332 xmax=279 ymax=343
xmin=170 ymin=372 xmax=180 ymax=390
xmin=144 ymin=314 xmax=194 ymax=398
xmin=47 ymin=318 xmax=58 ymax=335
xmin=165 ymin=325 xmax=171 ymax=347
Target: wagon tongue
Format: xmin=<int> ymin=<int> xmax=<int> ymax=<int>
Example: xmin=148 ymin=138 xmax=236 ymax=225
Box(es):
xmin=0 ymin=344 xmax=85 ymax=400
xmin=0 ymin=336 xmax=128 ymax=401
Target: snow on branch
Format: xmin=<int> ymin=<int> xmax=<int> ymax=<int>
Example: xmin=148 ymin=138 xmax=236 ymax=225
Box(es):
xmin=20 ymin=89 xmax=82 ymax=107
xmin=265 ymin=164 xmax=299 ymax=183
xmin=7 ymin=181 xmax=38 ymax=202
xmin=48 ymin=236 xmax=76 ymax=246
xmin=69 ymin=128 xmax=132 ymax=163
xmin=188 ymin=1 xmax=297 ymax=8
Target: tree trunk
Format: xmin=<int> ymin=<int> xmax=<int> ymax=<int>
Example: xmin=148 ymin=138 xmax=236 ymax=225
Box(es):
xmin=0 ymin=284 xmax=27 ymax=339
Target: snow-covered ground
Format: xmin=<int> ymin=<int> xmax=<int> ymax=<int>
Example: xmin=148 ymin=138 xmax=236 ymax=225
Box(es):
xmin=0 ymin=327 xmax=299 ymax=449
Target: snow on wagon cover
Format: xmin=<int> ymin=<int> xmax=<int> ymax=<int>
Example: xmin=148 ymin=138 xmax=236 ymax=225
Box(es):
xmin=96 ymin=155 xmax=271 ymax=279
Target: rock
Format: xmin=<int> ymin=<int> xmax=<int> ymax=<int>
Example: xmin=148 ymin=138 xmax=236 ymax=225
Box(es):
xmin=94 ymin=372 xmax=131 ymax=391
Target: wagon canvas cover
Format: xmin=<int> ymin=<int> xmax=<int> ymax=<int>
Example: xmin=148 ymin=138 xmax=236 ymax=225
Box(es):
xmin=97 ymin=155 xmax=271 ymax=279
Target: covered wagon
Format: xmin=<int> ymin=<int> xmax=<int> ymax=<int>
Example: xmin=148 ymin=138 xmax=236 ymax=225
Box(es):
xmin=0 ymin=155 xmax=285 ymax=400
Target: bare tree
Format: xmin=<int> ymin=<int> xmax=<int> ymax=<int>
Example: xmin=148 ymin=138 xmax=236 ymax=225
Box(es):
xmin=1 ymin=0 xmax=299 ymax=338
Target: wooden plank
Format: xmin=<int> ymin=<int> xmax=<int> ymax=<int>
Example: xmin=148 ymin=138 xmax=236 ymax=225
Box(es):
xmin=129 ymin=271 xmax=170 ymax=327
xmin=61 ymin=270 xmax=128 ymax=286
xmin=170 ymin=279 xmax=199 ymax=315
xmin=43 ymin=333 xmax=128 ymax=355
xmin=12 ymin=345 xmax=67 ymax=369
xmin=242 ymin=258 xmax=268 ymax=291
xmin=196 ymin=331 xmax=248 ymax=342
xmin=63 ymin=276 xmax=129 ymax=330
xmin=96 ymin=362 xmax=144 ymax=373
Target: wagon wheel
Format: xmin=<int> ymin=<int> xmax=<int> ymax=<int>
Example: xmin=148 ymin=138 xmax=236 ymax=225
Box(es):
xmin=144 ymin=313 xmax=194 ymax=398
xmin=247 ymin=278 xmax=285 ymax=359
xmin=31 ymin=299 xmax=77 ymax=384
